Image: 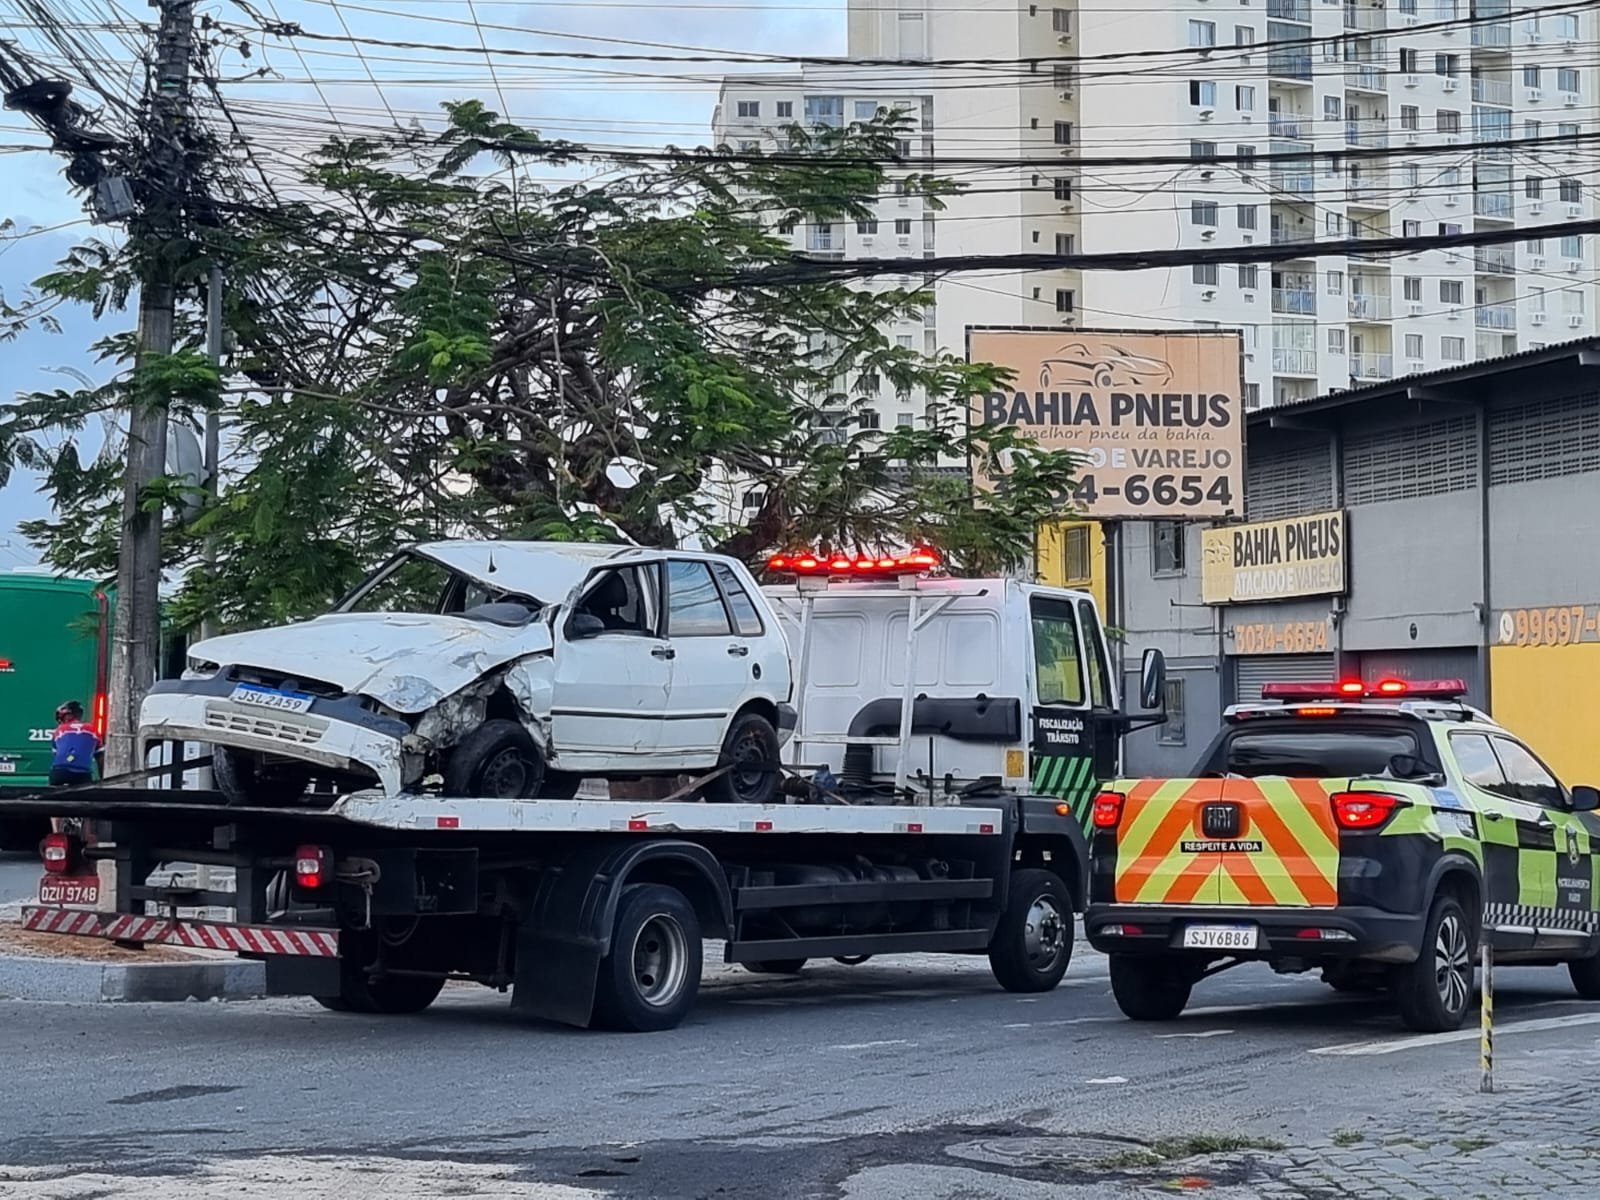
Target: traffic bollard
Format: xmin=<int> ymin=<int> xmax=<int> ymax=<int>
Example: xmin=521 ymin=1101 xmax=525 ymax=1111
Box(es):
xmin=1479 ymin=938 xmax=1493 ymax=1094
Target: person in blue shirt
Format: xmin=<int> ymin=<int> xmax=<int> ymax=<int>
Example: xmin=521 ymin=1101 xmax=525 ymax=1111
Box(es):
xmin=50 ymin=701 xmax=100 ymax=787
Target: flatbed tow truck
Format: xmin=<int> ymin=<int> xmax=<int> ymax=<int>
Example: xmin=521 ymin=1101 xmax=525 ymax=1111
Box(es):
xmin=5 ymin=547 xmax=1166 ymax=1032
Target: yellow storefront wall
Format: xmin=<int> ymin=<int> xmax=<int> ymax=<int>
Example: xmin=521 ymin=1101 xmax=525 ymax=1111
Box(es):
xmin=1491 ymin=644 xmax=1600 ymax=786
xmin=1036 ymin=519 xmax=1106 ymax=612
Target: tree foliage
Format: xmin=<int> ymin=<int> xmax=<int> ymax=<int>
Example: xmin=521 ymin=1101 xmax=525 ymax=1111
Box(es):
xmin=2 ymin=104 xmax=1074 ymax=630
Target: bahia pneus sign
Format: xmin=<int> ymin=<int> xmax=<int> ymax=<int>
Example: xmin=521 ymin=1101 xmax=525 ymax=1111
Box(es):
xmin=968 ymin=328 xmax=1245 ymax=519
xmin=1201 ymin=510 xmax=1347 ymax=604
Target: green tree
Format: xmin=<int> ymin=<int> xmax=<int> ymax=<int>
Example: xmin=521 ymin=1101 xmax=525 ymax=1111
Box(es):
xmin=2 ymin=104 xmax=1075 ymax=630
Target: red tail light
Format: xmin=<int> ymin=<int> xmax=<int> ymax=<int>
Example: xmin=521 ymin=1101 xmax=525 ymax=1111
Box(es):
xmin=1092 ymin=791 xmax=1126 ymax=829
xmin=1331 ymin=791 xmax=1402 ymax=830
xmin=92 ymin=692 xmax=109 ymax=739
xmin=40 ymin=832 xmax=74 ymax=874
xmin=293 ymin=844 xmax=332 ymax=890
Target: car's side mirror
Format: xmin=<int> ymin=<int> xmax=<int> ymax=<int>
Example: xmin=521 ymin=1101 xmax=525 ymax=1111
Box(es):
xmin=1138 ymin=648 xmax=1167 ymax=712
xmin=1571 ymin=785 xmax=1600 ymax=813
xmin=569 ymin=613 xmax=606 ymax=639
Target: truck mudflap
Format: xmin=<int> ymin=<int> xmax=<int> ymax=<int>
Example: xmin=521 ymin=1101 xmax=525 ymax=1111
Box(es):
xmin=21 ymin=906 xmax=340 ymax=957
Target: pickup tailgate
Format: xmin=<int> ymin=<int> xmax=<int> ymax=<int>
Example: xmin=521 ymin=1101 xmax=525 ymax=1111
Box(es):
xmin=1112 ymin=777 xmax=1341 ymax=907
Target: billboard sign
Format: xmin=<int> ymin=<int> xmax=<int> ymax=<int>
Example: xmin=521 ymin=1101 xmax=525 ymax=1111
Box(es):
xmin=968 ymin=328 xmax=1245 ymax=519
xmin=1201 ymin=510 xmax=1347 ymax=605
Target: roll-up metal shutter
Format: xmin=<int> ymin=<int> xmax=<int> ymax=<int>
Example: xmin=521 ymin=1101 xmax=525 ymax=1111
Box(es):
xmin=1233 ymin=655 xmax=1337 ymax=703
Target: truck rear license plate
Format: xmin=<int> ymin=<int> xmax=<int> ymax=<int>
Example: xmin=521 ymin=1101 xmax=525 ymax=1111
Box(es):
xmin=0 ymin=761 xmax=14 ymax=773
xmin=1181 ymin=924 xmax=1258 ymax=950
xmin=230 ymin=684 xmax=313 ymax=714
xmin=38 ymin=875 xmax=99 ymax=906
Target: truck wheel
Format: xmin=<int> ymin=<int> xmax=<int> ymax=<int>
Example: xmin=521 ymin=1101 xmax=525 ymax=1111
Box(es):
xmin=1109 ymin=954 xmax=1193 ymax=1021
xmin=704 ymin=712 xmax=781 ymax=805
xmin=313 ymin=960 xmax=445 ymax=1015
xmin=1394 ymin=892 xmax=1475 ymax=1032
xmin=443 ymin=720 xmax=548 ymax=798
xmin=214 ymin=747 xmax=310 ymax=807
xmin=744 ymin=959 xmax=807 ymax=974
xmin=1569 ymin=951 xmax=1600 ymax=999
xmin=988 ymin=868 xmax=1074 ymax=992
xmin=593 ymin=884 xmax=702 ymax=1032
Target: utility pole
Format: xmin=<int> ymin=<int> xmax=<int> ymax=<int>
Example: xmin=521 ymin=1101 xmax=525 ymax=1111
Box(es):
xmin=104 ymin=0 xmax=197 ymax=774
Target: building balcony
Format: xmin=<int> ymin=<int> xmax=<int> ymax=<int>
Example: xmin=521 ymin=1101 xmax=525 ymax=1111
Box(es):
xmin=1345 ymin=63 xmax=1387 ymax=93
xmin=1471 ymin=22 xmax=1511 ymax=50
xmin=1348 ymin=292 xmax=1391 ymax=321
xmin=1350 ymin=353 xmax=1393 ymax=380
xmin=1272 ymin=288 xmax=1317 ymax=315
xmin=1476 ymin=303 xmax=1516 ymax=330
xmin=1343 ymin=2 xmax=1383 ymax=31
xmin=1345 ymin=122 xmax=1389 ymax=148
xmin=1474 ymin=247 xmax=1515 ymax=275
xmin=1268 ymin=52 xmax=1313 ymax=82
xmin=1474 ymin=191 xmax=1514 ymax=219
xmin=1471 ymin=77 xmax=1512 ymax=106
xmin=1267 ymin=0 xmax=1310 ymax=20
xmin=1271 ymin=347 xmax=1318 ymax=376
xmin=1268 ymin=113 xmax=1307 ymax=139
xmin=1348 ymin=239 xmax=1388 ymax=262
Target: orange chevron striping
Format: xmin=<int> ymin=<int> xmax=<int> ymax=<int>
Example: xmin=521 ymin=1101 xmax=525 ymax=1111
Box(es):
xmin=1287 ymin=777 xmax=1343 ymax=842
xmin=1116 ymin=780 xmax=1213 ymax=900
xmin=1116 ymin=777 xmax=1174 ymax=835
xmin=1216 ymin=847 xmax=1279 ymax=906
xmin=1229 ymin=779 xmax=1339 ymax=907
xmin=1164 ymin=854 xmax=1219 ymax=905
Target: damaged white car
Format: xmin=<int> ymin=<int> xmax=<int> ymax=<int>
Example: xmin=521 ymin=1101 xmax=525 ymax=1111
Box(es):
xmin=141 ymin=542 xmax=795 ymax=805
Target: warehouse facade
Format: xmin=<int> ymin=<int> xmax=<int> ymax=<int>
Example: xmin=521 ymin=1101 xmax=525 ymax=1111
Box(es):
xmin=1112 ymin=337 xmax=1600 ymax=787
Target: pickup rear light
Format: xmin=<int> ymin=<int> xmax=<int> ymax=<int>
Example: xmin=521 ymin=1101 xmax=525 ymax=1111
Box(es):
xmin=293 ymin=844 xmax=332 ymax=890
xmin=1092 ymin=791 xmax=1126 ymax=829
xmin=1330 ymin=791 xmax=1403 ymax=830
xmin=40 ymin=832 xmax=75 ymax=874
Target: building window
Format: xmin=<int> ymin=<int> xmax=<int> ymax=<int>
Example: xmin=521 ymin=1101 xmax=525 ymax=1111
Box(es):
xmin=1191 ymin=200 xmax=1219 ymax=226
xmin=775 ymin=100 xmax=793 ymax=118
xmin=1435 ymin=53 xmax=1459 ymax=78
xmin=1399 ymin=105 xmax=1419 ymax=131
xmin=1438 ymin=110 xmax=1461 ymax=134
xmin=1063 ymin=524 xmax=1091 ymax=583
xmin=1324 ymin=211 xmax=1343 ymax=236
xmin=889 ymin=218 xmax=910 ymax=236
xmin=1326 ymin=269 xmax=1344 ymax=295
xmin=778 ymin=217 xmax=796 ymax=235
xmin=1052 ymin=7 xmax=1073 ymax=34
xmin=1055 ymin=232 xmax=1075 ymax=256
xmin=1405 ymin=333 xmax=1424 ymax=359
xmin=1561 ymin=235 xmax=1583 ymax=259
xmin=1239 ymin=264 xmax=1259 ymax=289
xmin=859 ymin=372 xmax=880 ymax=395
xmin=1524 ymin=65 xmax=1542 ymax=88
xmin=1236 ymin=85 xmax=1254 ymax=111
xmin=857 ymin=218 xmax=878 ymax=234
xmin=895 ymin=334 xmax=914 ymax=350
xmin=1242 ymin=382 xmax=1261 ymax=409
xmin=1237 ymin=144 xmax=1257 ymax=173
xmin=854 ymin=100 xmax=877 ymax=120
xmin=1440 ymin=279 xmax=1463 ymax=304
xmin=1558 ymin=67 xmax=1581 ymax=94
xmin=1526 ymin=176 xmax=1544 ymax=199
xmin=1403 ymin=219 xmax=1421 ymax=239
xmin=1560 ymin=178 xmax=1583 ymax=203
xmin=1151 ymin=522 xmax=1186 ymax=575
xmin=1190 ymin=139 xmax=1218 ymax=160
xmin=1237 ymin=203 xmax=1258 ymax=229
xmin=736 ymin=100 xmax=760 ymax=118
xmin=894 ymin=138 xmax=913 ymax=158
xmin=1053 ymin=177 xmax=1073 ymax=201
xmin=1525 ymin=118 xmax=1542 ymax=141
xmin=858 ymin=408 xmax=881 ymax=430
xmin=1531 ymin=287 xmax=1547 ymax=313
xmin=1158 ymin=678 xmax=1186 ymax=746
xmin=1328 ymin=328 xmax=1345 ymax=354
xmin=1055 ymin=289 xmax=1075 ymax=313
xmin=1054 ymin=120 xmax=1074 ymax=145
xmin=1188 ymin=19 xmax=1215 ymax=46
xmin=1399 ymin=48 xmax=1417 ymax=73
xmin=1193 ymin=262 xmax=1219 ymax=286
xmin=896 ymin=412 xmax=914 ymax=427
xmin=1323 ymin=94 xmax=1342 ymax=122
xmin=1235 ymin=25 xmax=1254 ymax=51
xmin=1565 ymin=289 xmax=1586 ymax=315
xmin=1190 ymin=80 xmax=1217 ymax=107
xmin=1442 ymin=336 xmax=1465 ymax=362
xmin=804 ymin=96 xmax=843 ymax=127
xmin=1404 ymin=275 xmax=1422 ymax=301
xmin=897 ymin=10 xmax=927 ymax=57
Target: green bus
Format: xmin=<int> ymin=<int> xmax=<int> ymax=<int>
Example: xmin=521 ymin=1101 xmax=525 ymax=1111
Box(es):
xmin=0 ymin=573 xmax=111 ymax=849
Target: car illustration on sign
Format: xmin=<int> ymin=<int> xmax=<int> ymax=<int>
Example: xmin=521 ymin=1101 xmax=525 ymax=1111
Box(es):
xmin=1038 ymin=344 xmax=1175 ymax=391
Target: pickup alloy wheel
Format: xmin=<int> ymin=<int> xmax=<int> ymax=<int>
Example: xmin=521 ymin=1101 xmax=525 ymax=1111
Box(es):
xmin=1394 ymin=893 xmax=1475 ymax=1032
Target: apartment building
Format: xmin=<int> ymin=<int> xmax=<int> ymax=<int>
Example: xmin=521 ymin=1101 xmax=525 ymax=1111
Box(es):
xmin=716 ymin=0 xmax=1594 ymax=413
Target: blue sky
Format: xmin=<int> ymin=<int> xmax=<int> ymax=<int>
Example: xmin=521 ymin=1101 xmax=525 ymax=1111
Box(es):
xmin=0 ymin=0 xmax=844 ymax=568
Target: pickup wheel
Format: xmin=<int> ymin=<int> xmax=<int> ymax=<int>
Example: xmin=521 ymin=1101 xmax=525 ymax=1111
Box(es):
xmin=704 ymin=712 xmax=781 ymax=805
xmin=443 ymin=720 xmax=549 ymax=799
xmin=313 ymin=959 xmax=445 ymax=1016
xmin=1394 ymin=893 xmax=1475 ymax=1032
xmin=1109 ymin=954 xmax=1193 ymax=1021
xmin=988 ymin=868 xmax=1074 ymax=992
xmin=214 ymin=747 xmax=311 ymax=807
xmin=593 ymin=884 xmax=702 ymax=1032
xmin=1568 ymin=950 xmax=1600 ymax=999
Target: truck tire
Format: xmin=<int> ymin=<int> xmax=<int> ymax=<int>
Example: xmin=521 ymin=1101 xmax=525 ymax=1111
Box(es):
xmin=313 ymin=960 xmax=445 ymax=1015
xmin=1109 ymin=954 xmax=1193 ymax=1021
xmin=744 ymin=959 xmax=807 ymax=974
xmin=704 ymin=712 xmax=781 ymax=805
xmin=1569 ymin=950 xmax=1600 ymax=999
xmin=1394 ymin=892 xmax=1475 ymax=1032
xmin=443 ymin=720 xmax=549 ymax=799
xmin=592 ymin=883 xmax=702 ymax=1032
xmin=214 ymin=746 xmax=311 ymax=807
xmin=988 ymin=868 xmax=1074 ymax=992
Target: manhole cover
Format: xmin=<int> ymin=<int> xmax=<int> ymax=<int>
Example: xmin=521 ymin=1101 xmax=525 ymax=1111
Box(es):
xmin=945 ymin=1135 xmax=1149 ymax=1170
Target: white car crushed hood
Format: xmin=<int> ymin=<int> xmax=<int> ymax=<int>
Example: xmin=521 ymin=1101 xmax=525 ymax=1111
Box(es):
xmin=191 ymin=612 xmax=553 ymax=713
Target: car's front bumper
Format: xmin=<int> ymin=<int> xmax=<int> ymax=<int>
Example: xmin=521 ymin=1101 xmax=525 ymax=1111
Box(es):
xmin=140 ymin=683 xmax=411 ymax=795
xmin=1085 ymin=903 xmax=1428 ymax=964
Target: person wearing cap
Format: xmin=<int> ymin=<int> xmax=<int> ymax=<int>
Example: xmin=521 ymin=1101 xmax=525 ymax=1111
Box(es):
xmin=49 ymin=701 xmax=100 ymax=787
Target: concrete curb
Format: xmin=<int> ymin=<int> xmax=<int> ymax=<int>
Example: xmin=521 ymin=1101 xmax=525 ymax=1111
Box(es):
xmin=0 ymin=952 xmax=265 ymax=1002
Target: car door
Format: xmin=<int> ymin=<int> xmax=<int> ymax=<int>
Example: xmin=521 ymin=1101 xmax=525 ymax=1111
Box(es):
xmin=1487 ymin=735 xmax=1594 ymax=948
xmin=658 ymin=559 xmax=748 ymax=761
xmin=1449 ymin=731 xmax=1538 ymax=940
xmin=550 ymin=563 xmax=672 ymax=762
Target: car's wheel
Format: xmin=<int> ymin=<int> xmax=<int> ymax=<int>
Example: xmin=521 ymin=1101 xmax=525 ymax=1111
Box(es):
xmin=1394 ymin=892 xmax=1475 ymax=1032
xmin=1569 ymin=950 xmax=1600 ymax=999
xmin=442 ymin=720 xmax=547 ymax=798
xmin=1109 ymin=954 xmax=1194 ymax=1021
xmin=592 ymin=884 xmax=702 ymax=1032
xmin=988 ymin=868 xmax=1074 ymax=992
xmin=313 ymin=956 xmax=445 ymax=1015
xmin=213 ymin=746 xmax=311 ymax=807
xmin=704 ymin=711 xmax=781 ymax=805
xmin=744 ymin=959 xmax=807 ymax=975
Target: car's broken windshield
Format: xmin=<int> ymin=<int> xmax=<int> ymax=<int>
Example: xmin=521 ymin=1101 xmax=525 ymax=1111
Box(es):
xmin=338 ymin=553 xmax=542 ymax=617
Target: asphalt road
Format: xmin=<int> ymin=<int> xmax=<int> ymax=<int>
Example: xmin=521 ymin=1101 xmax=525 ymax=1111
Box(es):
xmin=0 ymin=851 xmax=39 ymax=905
xmin=2 ymin=945 xmax=1597 ymax=1199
